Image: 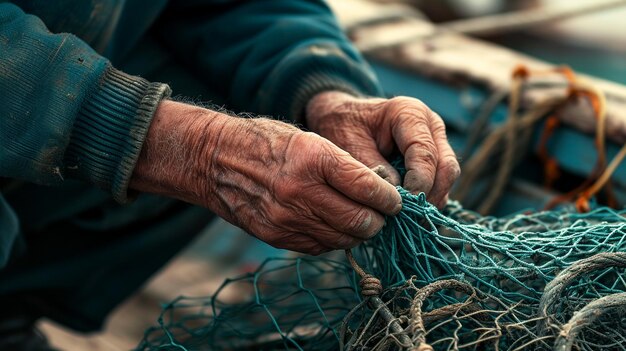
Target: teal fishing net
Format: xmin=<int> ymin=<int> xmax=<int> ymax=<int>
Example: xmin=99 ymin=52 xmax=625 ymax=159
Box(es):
xmin=138 ymin=188 xmax=626 ymax=350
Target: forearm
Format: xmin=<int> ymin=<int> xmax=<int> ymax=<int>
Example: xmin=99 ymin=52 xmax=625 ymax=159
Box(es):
xmin=130 ymin=100 xmax=297 ymax=210
xmin=127 ymin=99 xmax=401 ymax=254
xmin=130 ymin=100 xmax=226 ymax=204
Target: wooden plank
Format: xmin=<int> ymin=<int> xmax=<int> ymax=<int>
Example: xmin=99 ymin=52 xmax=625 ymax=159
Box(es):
xmin=327 ymin=0 xmax=626 ymax=144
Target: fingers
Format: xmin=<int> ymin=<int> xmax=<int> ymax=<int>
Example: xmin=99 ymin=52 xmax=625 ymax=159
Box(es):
xmin=390 ymin=99 xmax=459 ymax=208
xmin=271 ymin=232 xmax=332 ymax=256
xmin=428 ymin=115 xmax=461 ymax=208
xmin=321 ymin=146 xmax=402 ymax=216
xmin=305 ymin=185 xmax=386 ymax=240
xmin=304 ymin=221 xmax=366 ymax=251
xmin=342 ymin=137 xmax=401 ymax=186
xmin=262 ymin=133 xmax=399 ymax=255
xmin=254 ymin=202 xmax=363 ymax=253
xmin=370 ymin=164 xmax=400 ymax=186
xmin=392 ymin=111 xmax=438 ymax=195
xmin=357 ymin=149 xmax=402 ymax=186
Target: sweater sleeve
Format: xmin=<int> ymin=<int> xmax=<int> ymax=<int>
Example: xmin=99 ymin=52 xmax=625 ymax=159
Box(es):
xmin=154 ymin=0 xmax=383 ymax=121
xmin=0 ymin=3 xmax=171 ymax=202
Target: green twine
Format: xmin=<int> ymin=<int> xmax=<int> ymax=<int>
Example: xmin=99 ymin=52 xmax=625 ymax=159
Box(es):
xmin=358 ymin=187 xmax=626 ymax=303
xmin=138 ymin=188 xmax=626 ymax=350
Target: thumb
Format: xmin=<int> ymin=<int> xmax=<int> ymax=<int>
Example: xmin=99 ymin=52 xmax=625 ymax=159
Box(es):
xmin=346 ymin=139 xmax=401 ymax=186
xmin=370 ymin=163 xmax=401 ymax=186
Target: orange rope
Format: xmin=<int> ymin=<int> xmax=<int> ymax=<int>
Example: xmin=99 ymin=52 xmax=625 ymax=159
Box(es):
xmin=569 ymin=78 xmax=611 ymax=212
xmin=576 ymin=143 xmax=626 ymax=212
xmin=510 ymin=64 xmax=622 ymax=212
xmin=536 ymin=115 xmax=561 ymax=188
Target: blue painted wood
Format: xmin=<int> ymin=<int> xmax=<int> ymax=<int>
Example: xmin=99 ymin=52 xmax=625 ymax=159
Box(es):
xmin=370 ymin=60 xmax=626 ymax=212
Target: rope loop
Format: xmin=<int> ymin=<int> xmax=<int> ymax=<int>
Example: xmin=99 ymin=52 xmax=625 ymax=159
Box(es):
xmin=359 ymin=274 xmax=382 ymax=297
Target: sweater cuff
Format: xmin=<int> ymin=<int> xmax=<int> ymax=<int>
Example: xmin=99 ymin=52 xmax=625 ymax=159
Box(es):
xmin=64 ymin=66 xmax=171 ymax=203
xmin=255 ymin=43 xmax=384 ymax=123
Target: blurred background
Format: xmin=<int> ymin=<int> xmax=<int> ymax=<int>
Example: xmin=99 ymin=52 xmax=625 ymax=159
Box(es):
xmin=406 ymin=0 xmax=626 ymax=83
xmin=330 ymin=0 xmax=626 ymax=215
xmin=41 ymin=1 xmax=626 ymax=349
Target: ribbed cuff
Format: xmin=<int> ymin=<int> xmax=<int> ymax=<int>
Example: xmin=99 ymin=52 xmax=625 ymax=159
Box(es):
xmin=255 ymin=43 xmax=384 ymax=123
xmin=288 ymin=70 xmax=370 ymax=124
xmin=64 ymin=66 xmax=171 ymax=203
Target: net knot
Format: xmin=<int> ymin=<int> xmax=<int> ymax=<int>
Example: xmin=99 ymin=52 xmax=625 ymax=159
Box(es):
xmin=360 ymin=274 xmax=382 ymax=297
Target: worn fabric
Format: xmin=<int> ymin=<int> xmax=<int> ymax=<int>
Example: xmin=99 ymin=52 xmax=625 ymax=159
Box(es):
xmin=0 ymin=0 xmax=383 ymax=331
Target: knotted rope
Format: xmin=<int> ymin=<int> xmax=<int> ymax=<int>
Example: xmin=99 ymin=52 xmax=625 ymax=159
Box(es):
xmin=455 ymin=64 xmax=626 ymax=214
xmin=139 ymin=187 xmax=626 ymax=351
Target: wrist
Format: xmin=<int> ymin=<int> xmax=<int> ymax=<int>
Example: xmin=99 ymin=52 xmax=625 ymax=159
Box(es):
xmin=305 ymin=90 xmax=357 ymax=132
xmin=130 ymin=100 xmax=229 ymax=204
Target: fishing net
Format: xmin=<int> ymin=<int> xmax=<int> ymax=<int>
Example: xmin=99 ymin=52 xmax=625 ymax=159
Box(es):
xmin=137 ymin=187 xmax=626 ymax=351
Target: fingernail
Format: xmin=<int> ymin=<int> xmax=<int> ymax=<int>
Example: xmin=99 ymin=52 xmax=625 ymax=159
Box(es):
xmin=392 ymin=202 xmax=402 ymax=214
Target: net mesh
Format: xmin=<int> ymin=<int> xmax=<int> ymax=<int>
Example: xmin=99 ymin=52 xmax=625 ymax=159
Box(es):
xmin=137 ymin=188 xmax=626 ymax=351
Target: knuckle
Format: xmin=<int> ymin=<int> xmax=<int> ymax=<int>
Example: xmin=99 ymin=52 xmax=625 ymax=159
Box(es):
xmin=295 ymin=132 xmax=326 ymax=155
xmin=442 ymin=156 xmax=461 ymax=180
xmin=354 ymin=170 xmax=380 ymax=201
xmin=389 ymin=96 xmax=427 ymax=109
xmin=314 ymin=141 xmax=345 ymax=173
xmin=414 ymin=145 xmax=438 ymax=171
xmin=290 ymin=135 xmax=344 ymax=183
xmin=431 ymin=111 xmax=445 ymax=126
xmin=430 ymin=114 xmax=446 ymax=133
xmin=388 ymin=97 xmax=429 ymax=117
xmin=397 ymin=119 xmax=432 ymax=142
xmin=326 ymin=155 xmax=362 ymax=188
xmin=344 ymin=207 xmax=372 ymax=234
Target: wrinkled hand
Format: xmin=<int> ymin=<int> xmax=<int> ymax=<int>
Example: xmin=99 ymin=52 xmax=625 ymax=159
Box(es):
xmin=132 ymin=100 xmax=401 ymax=255
xmin=306 ymin=91 xmax=460 ymax=208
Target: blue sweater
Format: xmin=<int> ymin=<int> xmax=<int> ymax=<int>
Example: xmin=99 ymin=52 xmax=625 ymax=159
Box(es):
xmin=0 ymin=0 xmax=383 ymax=268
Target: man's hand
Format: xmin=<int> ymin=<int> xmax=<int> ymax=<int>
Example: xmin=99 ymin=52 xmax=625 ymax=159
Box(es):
xmin=131 ymin=100 xmax=401 ymax=255
xmin=306 ymin=91 xmax=460 ymax=208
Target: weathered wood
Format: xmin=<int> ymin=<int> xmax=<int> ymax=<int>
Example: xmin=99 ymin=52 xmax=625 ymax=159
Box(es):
xmin=443 ymin=0 xmax=626 ymax=36
xmin=328 ymin=0 xmax=626 ymax=144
